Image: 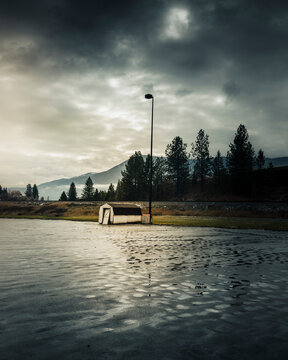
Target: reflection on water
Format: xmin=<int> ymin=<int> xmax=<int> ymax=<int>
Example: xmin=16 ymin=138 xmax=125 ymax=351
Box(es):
xmin=0 ymin=219 xmax=288 ymax=359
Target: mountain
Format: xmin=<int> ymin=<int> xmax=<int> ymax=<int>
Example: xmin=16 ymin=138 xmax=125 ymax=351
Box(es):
xmin=37 ymin=160 xmax=128 ymax=200
xmin=10 ymin=156 xmax=288 ymax=200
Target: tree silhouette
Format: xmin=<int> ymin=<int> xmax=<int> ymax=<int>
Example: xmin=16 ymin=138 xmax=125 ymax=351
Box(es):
xmin=25 ymin=184 xmax=32 ymax=199
xmin=115 ymin=180 xmax=124 ymax=201
xmin=165 ymin=136 xmax=189 ymax=198
xmin=93 ymin=188 xmax=99 ymax=201
xmin=121 ymin=151 xmax=145 ymax=200
xmin=191 ymin=129 xmax=211 ymax=190
xmin=153 ymin=157 xmax=167 ymax=200
xmin=213 ymin=150 xmax=226 ymax=188
xmin=32 ymin=184 xmax=39 ymax=200
xmin=227 ymin=124 xmax=255 ymax=194
xmin=68 ymin=182 xmax=77 ymax=201
xmin=82 ymin=177 xmax=94 ymax=201
xmin=256 ymin=149 xmax=265 ymax=170
xmin=59 ymin=191 xmax=68 ymax=201
xmin=106 ymin=183 xmax=116 ymax=201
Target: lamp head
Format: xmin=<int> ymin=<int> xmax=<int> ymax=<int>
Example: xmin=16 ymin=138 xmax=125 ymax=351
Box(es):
xmin=145 ymin=93 xmax=153 ymax=99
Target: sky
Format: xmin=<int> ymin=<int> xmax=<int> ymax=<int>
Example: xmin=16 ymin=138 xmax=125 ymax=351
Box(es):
xmin=0 ymin=0 xmax=288 ymax=187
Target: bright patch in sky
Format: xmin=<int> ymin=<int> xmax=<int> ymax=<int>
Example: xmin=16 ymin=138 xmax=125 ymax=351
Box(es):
xmin=164 ymin=8 xmax=190 ymax=39
xmin=214 ymin=96 xmax=226 ymax=105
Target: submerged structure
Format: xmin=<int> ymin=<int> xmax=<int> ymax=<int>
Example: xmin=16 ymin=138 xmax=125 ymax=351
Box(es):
xmin=98 ymin=203 xmax=142 ymax=224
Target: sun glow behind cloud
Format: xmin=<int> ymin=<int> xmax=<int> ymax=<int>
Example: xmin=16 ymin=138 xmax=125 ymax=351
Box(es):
xmin=163 ymin=8 xmax=190 ymax=39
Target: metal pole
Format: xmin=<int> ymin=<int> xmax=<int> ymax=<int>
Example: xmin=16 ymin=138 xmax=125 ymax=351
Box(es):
xmin=149 ymin=97 xmax=154 ymax=224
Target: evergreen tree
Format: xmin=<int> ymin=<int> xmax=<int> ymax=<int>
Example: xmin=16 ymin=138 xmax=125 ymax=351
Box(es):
xmin=191 ymin=129 xmax=211 ymax=190
xmin=213 ymin=150 xmax=226 ymax=187
xmin=143 ymin=154 xmax=153 ymax=200
xmin=153 ymin=157 xmax=166 ymax=200
xmin=227 ymin=124 xmax=255 ymax=174
xmin=121 ymin=151 xmax=146 ymax=200
xmin=25 ymin=184 xmax=32 ymax=199
xmin=256 ymin=149 xmax=265 ymax=170
xmin=106 ymin=183 xmax=115 ymax=201
xmin=68 ymin=182 xmax=77 ymax=201
xmin=82 ymin=177 xmax=94 ymax=200
xmin=32 ymin=184 xmax=39 ymax=200
xmin=0 ymin=187 xmax=8 ymax=200
xmin=165 ymin=136 xmax=189 ymax=197
xmin=0 ymin=185 xmax=8 ymax=200
xmin=93 ymin=188 xmax=99 ymax=201
xmin=98 ymin=190 xmax=106 ymax=201
xmin=59 ymin=191 xmax=68 ymax=201
xmin=227 ymin=124 xmax=255 ymax=194
xmin=115 ymin=180 xmax=124 ymax=201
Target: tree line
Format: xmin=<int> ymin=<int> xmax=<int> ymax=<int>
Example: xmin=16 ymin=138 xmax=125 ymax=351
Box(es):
xmin=58 ymin=124 xmax=270 ymax=202
xmin=0 ymin=183 xmax=41 ymax=201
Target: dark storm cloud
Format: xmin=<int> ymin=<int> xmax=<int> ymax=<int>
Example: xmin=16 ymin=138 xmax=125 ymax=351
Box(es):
xmin=0 ymin=0 xmax=164 ymax=73
xmin=2 ymin=0 xmax=288 ymax=81
xmin=1 ymin=0 xmax=288 ymax=185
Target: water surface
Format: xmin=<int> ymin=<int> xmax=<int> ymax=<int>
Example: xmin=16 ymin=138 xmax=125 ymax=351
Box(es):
xmin=0 ymin=219 xmax=287 ymax=359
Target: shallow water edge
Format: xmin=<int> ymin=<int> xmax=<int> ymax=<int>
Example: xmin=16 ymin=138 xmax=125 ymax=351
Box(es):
xmin=1 ymin=219 xmax=288 ymax=359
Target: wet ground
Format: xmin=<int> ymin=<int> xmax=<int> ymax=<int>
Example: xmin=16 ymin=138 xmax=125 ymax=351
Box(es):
xmin=0 ymin=219 xmax=288 ymax=360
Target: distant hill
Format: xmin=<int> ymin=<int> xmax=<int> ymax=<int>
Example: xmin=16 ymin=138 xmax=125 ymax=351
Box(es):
xmin=10 ymin=156 xmax=288 ymax=200
xmin=37 ymin=159 xmax=128 ymax=200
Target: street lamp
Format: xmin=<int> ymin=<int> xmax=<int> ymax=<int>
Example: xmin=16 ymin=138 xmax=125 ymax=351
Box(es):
xmin=145 ymin=93 xmax=154 ymax=224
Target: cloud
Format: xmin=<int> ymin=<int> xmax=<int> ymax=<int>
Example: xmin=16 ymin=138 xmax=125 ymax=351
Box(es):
xmin=0 ymin=0 xmax=287 ymax=186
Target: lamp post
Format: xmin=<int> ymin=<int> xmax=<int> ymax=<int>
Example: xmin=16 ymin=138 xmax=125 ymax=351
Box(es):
xmin=145 ymin=93 xmax=154 ymax=224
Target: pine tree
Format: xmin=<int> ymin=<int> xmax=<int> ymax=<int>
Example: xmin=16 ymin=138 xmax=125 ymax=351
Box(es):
xmin=153 ymin=157 xmax=166 ymax=200
xmin=165 ymin=136 xmax=189 ymax=197
xmin=121 ymin=151 xmax=145 ymax=200
xmin=25 ymin=184 xmax=32 ymax=199
xmin=93 ymin=188 xmax=99 ymax=201
xmin=227 ymin=124 xmax=255 ymax=174
xmin=0 ymin=187 xmax=8 ymax=200
xmin=143 ymin=154 xmax=153 ymax=200
xmin=82 ymin=177 xmax=94 ymax=201
xmin=68 ymin=182 xmax=77 ymax=201
xmin=32 ymin=184 xmax=39 ymax=200
xmin=115 ymin=180 xmax=124 ymax=201
xmin=213 ymin=150 xmax=226 ymax=187
xmin=106 ymin=183 xmax=116 ymax=201
xmin=256 ymin=149 xmax=265 ymax=170
xmin=59 ymin=191 xmax=68 ymax=201
xmin=98 ymin=190 xmax=106 ymax=201
xmin=227 ymin=124 xmax=255 ymax=194
xmin=191 ymin=129 xmax=211 ymax=190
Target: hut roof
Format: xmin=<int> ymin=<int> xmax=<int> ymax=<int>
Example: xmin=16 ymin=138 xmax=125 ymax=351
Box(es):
xmin=104 ymin=203 xmax=142 ymax=215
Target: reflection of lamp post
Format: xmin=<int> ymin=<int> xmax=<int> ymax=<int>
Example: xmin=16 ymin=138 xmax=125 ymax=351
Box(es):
xmin=145 ymin=93 xmax=154 ymax=224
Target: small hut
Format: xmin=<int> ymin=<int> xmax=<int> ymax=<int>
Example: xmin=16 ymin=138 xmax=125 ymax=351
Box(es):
xmin=99 ymin=203 xmax=142 ymax=224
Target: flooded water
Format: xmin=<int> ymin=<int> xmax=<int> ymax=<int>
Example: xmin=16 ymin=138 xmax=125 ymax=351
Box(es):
xmin=0 ymin=219 xmax=288 ymax=360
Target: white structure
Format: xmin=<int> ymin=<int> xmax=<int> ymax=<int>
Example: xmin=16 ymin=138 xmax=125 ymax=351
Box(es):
xmin=99 ymin=203 xmax=142 ymax=225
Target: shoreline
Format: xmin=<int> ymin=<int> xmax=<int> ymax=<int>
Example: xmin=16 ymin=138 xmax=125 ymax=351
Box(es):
xmin=1 ymin=201 xmax=288 ymax=231
xmin=1 ymin=214 xmax=288 ymax=231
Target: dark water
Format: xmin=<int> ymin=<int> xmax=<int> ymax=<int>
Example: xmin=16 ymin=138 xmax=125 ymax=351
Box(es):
xmin=0 ymin=219 xmax=288 ymax=360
